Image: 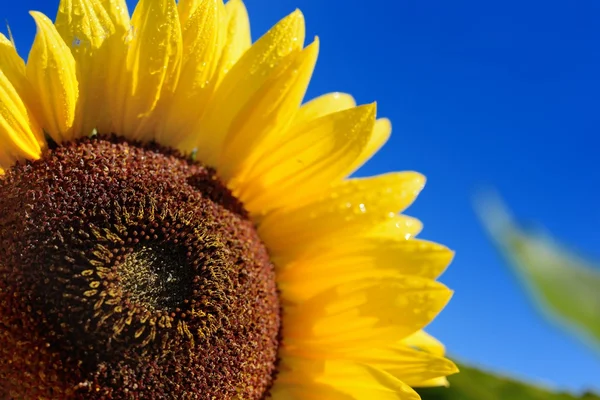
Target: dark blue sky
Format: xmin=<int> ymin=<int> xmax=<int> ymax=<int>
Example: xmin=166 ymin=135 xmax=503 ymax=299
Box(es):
xmin=3 ymin=0 xmax=599 ymax=393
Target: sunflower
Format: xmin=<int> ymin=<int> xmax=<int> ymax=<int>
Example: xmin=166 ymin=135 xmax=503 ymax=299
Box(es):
xmin=0 ymin=0 xmax=457 ymax=398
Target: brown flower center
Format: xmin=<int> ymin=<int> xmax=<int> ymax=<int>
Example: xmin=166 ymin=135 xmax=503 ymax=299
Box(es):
xmin=0 ymin=136 xmax=280 ymax=399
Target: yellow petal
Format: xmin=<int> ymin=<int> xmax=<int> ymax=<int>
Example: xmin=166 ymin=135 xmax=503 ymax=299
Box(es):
xmin=280 ymin=344 xmax=458 ymax=390
xmin=214 ymin=0 xmax=252 ymax=83
xmin=294 ymin=92 xmax=356 ymax=124
xmin=156 ymin=0 xmax=223 ymax=148
xmin=219 ymin=39 xmax=319 ymax=181
xmin=273 ymin=357 xmax=421 ymax=400
xmin=0 ymin=33 xmax=45 ymax=148
xmin=55 ymin=0 xmax=130 ymax=135
xmin=414 ymin=377 xmax=450 ymax=388
xmin=56 ymin=0 xmax=117 ymax=52
xmin=259 ymin=172 xmax=424 ymax=256
xmin=314 ymin=238 xmax=452 ymax=281
xmin=177 ymin=0 xmax=203 ymax=26
xmin=347 ymin=117 xmax=392 ymax=175
xmin=100 ymin=0 xmax=130 ymax=30
xmin=370 ymin=214 xmax=423 ymax=239
xmin=293 ymin=95 xmax=388 ymax=178
xmin=283 ymin=276 xmax=452 ymax=346
xmin=278 ymin=239 xmax=454 ymax=302
xmin=0 ymin=70 xmax=45 ymax=169
xmin=359 ymin=347 xmax=457 ymax=387
xmin=0 ymin=34 xmax=28 ymax=99
xmin=402 ymin=330 xmax=446 ymax=357
xmin=114 ymin=0 xmax=182 ymax=141
xmin=269 ymin=212 xmax=423 ymax=267
xmin=400 ymin=332 xmax=457 ymax=387
xmin=270 ymin=380 xmax=354 ymax=400
xmin=26 ymin=11 xmax=79 ymax=143
xmin=189 ymin=9 xmax=305 ymax=165
xmin=237 ymin=104 xmax=376 ymax=214
xmin=89 ymin=0 xmax=131 ymax=135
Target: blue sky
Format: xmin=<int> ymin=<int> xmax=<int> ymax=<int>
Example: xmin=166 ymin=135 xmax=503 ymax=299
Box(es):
xmin=2 ymin=0 xmax=599 ymax=394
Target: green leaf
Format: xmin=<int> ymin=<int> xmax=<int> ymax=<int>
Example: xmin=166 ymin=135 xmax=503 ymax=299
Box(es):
xmin=417 ymin=363 xmax=600 ymax=400
xmin=475 ymin=193 xmax=600 ymax=351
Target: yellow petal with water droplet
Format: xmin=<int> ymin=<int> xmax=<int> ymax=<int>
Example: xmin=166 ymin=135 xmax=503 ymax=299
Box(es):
xmin=277 ymin=239 xmax=453 ymax=301
xmin=88 ymin=0 xmax=131 ymax=135
xmin=370 ymin=213 xmax=423 ymax=239
xmin=272 ymin=357 xmax=421 ymax=400
xmin=55 ymin=0 xmax=130 ymax=136
xmin=101 ymin=0 xmax=130 ymax=31
xmin=259 ymin=171 xmax=424 ymax=256
xmin=294 ymin=92 xmax=356 ymax=124
xmin=269 ymin=213 xmax=423 ymax=267
xmin=27 ymin=11 xmax=79 ymax=143
xmin=215 ymin=0 xmax=251 ymax=84
xmin=237 ymin=103 xmax=375 ymax=214
xmin=219 ymin=39 xmax=319 ymax=181
xmin=346 ymin=117 xmax=392 ymax=175
xmin=114 ymin=0 xmax=182 ymax=141
xmin=56 ymin=0 xmax=114 ymax=50
xmin=189 ymin=9 xmax=305 ymax=165
xmin=282 ymin=277 xmax=452 ymax=346
xmin=0 ymin=69 xmax=44 ymax=169
xmin=177 ymin=0 xmax=203 ymax=27
xmin=156 ymin=0 xmax=222 ymax=148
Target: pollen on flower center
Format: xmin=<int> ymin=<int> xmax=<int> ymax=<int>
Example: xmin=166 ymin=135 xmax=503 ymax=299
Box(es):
xmin=0 ymin=136 xmax=280 ymax=399
xmin=117 ymin=245 xmax=194 ymax=312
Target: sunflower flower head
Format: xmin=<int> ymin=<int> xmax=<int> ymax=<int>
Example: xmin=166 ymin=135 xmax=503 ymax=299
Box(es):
xmin=0 ymin=1 xmax=457 ymax=398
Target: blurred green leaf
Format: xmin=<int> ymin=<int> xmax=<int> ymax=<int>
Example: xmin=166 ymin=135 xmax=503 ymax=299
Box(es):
xmin=417 ymin=364 xmax=599 ymax=400
xmin=476 ymin=194 xmax=600 ymax=351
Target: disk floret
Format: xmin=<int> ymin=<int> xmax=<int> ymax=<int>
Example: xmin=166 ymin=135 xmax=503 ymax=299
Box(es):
xmin=0 ymin=137 xmax=280 ymax=399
